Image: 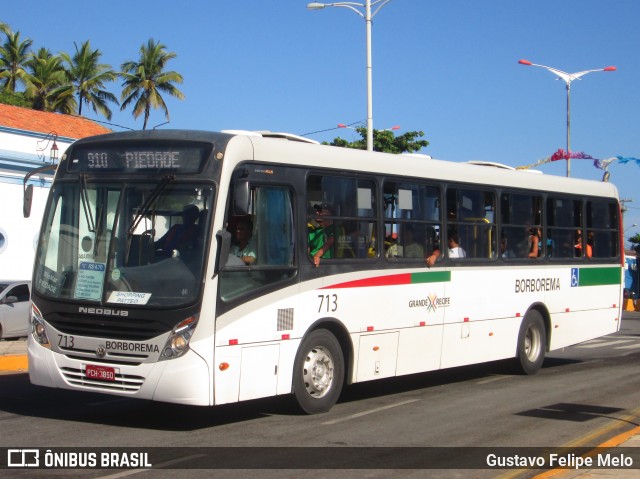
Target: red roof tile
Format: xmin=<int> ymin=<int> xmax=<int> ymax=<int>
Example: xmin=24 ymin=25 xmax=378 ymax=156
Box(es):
xmin=0 ymin=103 xmax=112 ymax=139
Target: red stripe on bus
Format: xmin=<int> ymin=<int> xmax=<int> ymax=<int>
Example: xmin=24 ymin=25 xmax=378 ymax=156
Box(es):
xmin=323 ymin=273 xmax=412 ymax=289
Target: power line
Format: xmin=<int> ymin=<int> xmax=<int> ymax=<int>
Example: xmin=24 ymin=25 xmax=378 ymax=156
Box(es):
xmin=300 ymin=120 xmax=364 ymax=137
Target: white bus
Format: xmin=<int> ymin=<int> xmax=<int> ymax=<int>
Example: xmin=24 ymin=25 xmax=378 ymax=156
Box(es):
xmin=26 ymin=130 xmax=623 ymax=413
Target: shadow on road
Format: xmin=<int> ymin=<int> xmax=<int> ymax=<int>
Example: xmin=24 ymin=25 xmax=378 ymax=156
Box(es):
xmin=0 ymin=355 xmax=586 ymax=432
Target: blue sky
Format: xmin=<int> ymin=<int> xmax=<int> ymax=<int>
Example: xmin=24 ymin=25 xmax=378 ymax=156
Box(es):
xmin=4 ymin=1 xmax=640 ymax=244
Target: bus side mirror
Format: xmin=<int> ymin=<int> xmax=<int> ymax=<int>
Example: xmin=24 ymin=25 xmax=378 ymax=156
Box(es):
xmin=23 ymin=184 xmax=34 ymax=218
xmin=22 ymin=163 xmax=57 ymax=218
xmin=215 ymin=229 xmax=232 ymax=275
xmin=233 ymin=180 xmax=250 ymax=215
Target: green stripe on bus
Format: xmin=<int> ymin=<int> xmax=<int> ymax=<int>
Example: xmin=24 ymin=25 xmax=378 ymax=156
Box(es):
xmin=324 ymin=270 xmax=451 ymax=289
xmin=411 ymin=271 xmax=451 ymax=284
xmin=578 ymin=266 xmax=622 ymax=287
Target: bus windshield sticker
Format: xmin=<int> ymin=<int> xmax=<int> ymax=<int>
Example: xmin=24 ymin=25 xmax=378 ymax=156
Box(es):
xmin=106 ymin=291 xmax=152 ymax=305
xmin=38 ymin=266 xmax=65 ymax=297
xmin=74 ymin=262 xmax=106 ymax=301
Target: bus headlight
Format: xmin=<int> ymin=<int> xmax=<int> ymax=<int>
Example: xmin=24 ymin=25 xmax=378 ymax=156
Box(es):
xmin=31 ymin=303 xmax=51 ymax=349
xmin=160 ymin=316 xmax=198 ymax=360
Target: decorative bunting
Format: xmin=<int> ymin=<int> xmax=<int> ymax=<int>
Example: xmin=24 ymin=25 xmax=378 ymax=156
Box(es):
xmin=517 ymin=149 xmax=640 ymax=172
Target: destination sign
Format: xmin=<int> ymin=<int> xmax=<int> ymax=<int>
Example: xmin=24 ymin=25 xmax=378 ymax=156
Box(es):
xmin=68 ymin=144 xmax=211 ymax=173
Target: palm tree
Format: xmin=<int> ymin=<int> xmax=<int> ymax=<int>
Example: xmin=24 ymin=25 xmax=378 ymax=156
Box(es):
xmin=61 ymin=40 xmax=118 ymax=120
xmin=0 ymin=31 xmax=33 ymax=92
xmin=120 ymin=39 xmax=185 ymax=129
xmin=0 ymin=23 xmax=11 ymax=36
xmin=24 ymin=47 xmax=76 ymax=113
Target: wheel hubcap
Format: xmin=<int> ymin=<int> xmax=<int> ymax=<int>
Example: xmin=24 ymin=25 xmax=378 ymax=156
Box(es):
xmin=525 ymin=325 xmax=541 ymax=361
xmin=302 ymin=346 xmax=334 ymax=398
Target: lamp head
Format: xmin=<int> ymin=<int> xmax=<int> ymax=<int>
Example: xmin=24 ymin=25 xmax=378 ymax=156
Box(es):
xmin=50 ymin=140 xmax=59 ymax=163
xmin=518 ymin=59 xmax=533 ymax=66
xmin=307 ymin=2 xmax=327 ymax=10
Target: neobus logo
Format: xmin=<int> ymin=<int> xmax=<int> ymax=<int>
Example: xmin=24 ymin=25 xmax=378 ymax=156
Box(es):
xmin=78 ymin=307 xmax=129 ymax=317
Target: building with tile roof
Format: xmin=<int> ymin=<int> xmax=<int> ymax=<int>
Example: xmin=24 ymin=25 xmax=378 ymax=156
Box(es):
xmin=0 ymin=103 xmax=111 ymax=174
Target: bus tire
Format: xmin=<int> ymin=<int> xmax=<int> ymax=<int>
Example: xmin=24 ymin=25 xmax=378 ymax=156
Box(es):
xmin=293 ymin=329 xmax=344 ymax=414
xmin=515 ymin=310 xmax=546 ymax=375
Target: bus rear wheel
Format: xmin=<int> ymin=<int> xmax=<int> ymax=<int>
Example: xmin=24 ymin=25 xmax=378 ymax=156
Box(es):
xmin=293 ymin=329 xmax=344 ymax=414
xmin=515 ymin=310 xmax=546 ymax=375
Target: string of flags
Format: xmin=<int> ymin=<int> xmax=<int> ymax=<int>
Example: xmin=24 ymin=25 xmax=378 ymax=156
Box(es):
xmin=516 ymin=148 xmax=640 ymax=172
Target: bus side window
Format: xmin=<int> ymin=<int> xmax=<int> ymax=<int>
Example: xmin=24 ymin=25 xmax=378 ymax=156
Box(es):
xmin=501 ymin=192 xmax=542 ymax=260
xmin=220 ymin=185 xmax=295 ymax=302
xmin=383 ymin=181 xmax=441 ymax=262
xmin=547 ymin=197 xmax=582 ymax=259
xmin=307 ymin=174 xmax=377 ymax=262
xmin=587 ymin=200 xmax=619 ymax=258
xmin=448 ymin=188 xmax=496 ymax=259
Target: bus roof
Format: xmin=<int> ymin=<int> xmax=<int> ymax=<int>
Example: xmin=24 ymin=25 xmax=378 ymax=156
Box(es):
xmin=68 ymin=129 xmax=619 ymax=199
xmin=242 ymin=133 xmax=619 ymax=199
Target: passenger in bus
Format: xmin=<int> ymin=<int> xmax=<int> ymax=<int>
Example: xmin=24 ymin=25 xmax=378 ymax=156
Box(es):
xmin=231 ymin=219 xmax=256 ymax=265
xmin=587 ymin=232 xmax=595 ymax=257
xmin=447 ymin=231 xmax=466 ymax=258
xmin=500 ymin=237 xmax=516 ymax=258
xmin=575 ymin=230 xmax=592 ymax=258
xmin=155 ymin=204 xmax=200 ymax=256
xmin=528 ymin=227 xmax=541 ymax=258
xmin=425 ymin=246 xmax=440 ymax=267
xmin=546 ymin=236 xmax=554 ymax=257
xmin=308 ymin=203 xmax=335 ymax=267
xmin=425 ymin=229 xmax=465 ymax=265
xmin=386 ymin=224 xmax=424 ymax=258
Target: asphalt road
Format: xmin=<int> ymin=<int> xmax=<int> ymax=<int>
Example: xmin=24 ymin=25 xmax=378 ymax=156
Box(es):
xmin=0 ymin=313 xmax=639 ymax=479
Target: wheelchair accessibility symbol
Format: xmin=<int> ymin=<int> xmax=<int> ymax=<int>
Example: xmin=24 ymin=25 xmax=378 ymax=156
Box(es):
xmin=571 ymin=268 xmax=579 ymax=287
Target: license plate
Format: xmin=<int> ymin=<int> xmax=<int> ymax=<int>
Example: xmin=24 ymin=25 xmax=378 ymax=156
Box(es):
xmin=85 ymin=364 xmax=116 ymax=382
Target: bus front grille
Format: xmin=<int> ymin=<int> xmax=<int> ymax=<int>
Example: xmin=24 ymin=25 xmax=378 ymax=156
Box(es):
xmin=47 ymin=313 xmax=170 ymax=340
xmin=60 ymin=367 xmax=145 ymax=392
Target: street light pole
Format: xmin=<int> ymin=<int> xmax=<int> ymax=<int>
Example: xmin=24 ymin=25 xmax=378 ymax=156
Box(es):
xmin=518 ymin=59 xmax=616 ymax=177
xmin=365 ymin=0 xmax=373 ymax=152
xmin=308 ymin=1 xmax=394 ymax=152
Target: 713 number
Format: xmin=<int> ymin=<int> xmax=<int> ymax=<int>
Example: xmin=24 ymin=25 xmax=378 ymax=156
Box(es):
xmin=58 ymin=334 xmax=75 ymax=348
xmin=317 ymin=294 xmax=338 ymax=313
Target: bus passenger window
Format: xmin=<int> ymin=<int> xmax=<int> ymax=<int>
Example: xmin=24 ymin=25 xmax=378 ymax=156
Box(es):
xmin=307 ymin=174 xmax=377 ymax=264
xmin=447 ymin=188 xmax=496 ymax=259
xmin=501 ymin=193 xmax=542 ymax=260
xmin=547 ymin=197 xmax=582 ymax=259
xmin=383 ymin=181 xmax=441 ymax=263
xmin=587 ymin=200 xmax=619 ymax=258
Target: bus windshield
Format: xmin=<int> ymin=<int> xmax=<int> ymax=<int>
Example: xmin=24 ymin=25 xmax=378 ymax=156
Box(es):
xmin=33 ymin=179 xmax=214 ymax=308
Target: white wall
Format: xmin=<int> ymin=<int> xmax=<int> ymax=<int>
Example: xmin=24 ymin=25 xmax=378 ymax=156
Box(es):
xmin=0 ymin=130 xmax=72 ymax=161
xmin=0 ymin=178 xmax=50 ymax=280
xmin=0 ymin=127 xmax=73 ymax=281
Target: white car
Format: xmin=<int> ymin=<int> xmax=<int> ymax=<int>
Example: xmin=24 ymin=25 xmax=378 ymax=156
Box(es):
xmin=0 ymin=281 xmax=30 ymax=339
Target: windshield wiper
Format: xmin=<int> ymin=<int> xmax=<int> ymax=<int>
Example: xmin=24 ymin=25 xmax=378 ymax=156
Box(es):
xmin=92 ymin=189 xmax=108 ymax=258
xmin=127 ymin=174 xmax=176 ymax=236
xmin=79 ymin=174 xmax=96 ymax=233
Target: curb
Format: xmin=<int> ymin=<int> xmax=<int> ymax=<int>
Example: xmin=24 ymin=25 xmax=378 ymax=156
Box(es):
xmin=0 ymin=355 xmax=28 ymax=371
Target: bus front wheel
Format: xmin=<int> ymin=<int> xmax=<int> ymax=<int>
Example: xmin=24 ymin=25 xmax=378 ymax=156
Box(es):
xmin=515 ymin=310 xmax=546 ymax=375
xmin=293 ymin=329 xmax=344 ymax=414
